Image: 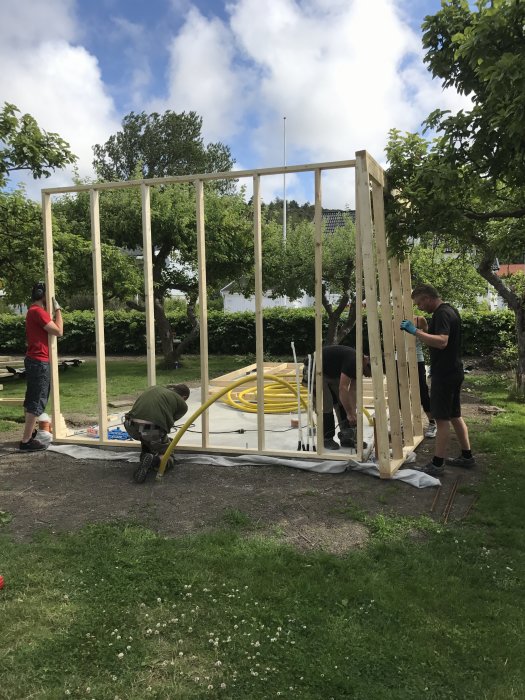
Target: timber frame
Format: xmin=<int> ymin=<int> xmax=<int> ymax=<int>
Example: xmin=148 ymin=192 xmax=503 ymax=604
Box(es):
xmin=41 ymin=150 xmax=423 ymax=477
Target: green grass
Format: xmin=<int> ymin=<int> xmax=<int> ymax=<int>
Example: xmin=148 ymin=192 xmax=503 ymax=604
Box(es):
xmin=0 ymin=372 xmax=524 ymax=698
xmin=0 ymin=355 xmax=252 ymax=428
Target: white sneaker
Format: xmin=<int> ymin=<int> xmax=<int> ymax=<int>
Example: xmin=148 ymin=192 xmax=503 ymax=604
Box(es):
xmin=424 ymin=423 xmax=437 ymax=438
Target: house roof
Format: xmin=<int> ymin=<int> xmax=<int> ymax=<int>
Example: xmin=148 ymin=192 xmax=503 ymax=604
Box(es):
xmin=495 ymin=263 xmax=525 ymax=277
xmin=322 ymin=209 xmax=355 ymax=233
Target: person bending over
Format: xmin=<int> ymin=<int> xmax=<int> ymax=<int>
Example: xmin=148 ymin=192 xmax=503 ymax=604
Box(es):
xmin=124 ymin=383 xmax=190 ymax=483
xmin=321 ymin=345 xmax=371 ymax=451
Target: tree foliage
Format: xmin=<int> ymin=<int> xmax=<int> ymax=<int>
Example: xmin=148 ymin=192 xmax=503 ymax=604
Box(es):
xmin=409 ymin=244 xmax=487 ymax=311
xmin=261 ymin=215 xmax=357 ymax=344
xmin=0 ymin=188 xmax=142 ymax=307
xmin=0 ymin=103 xmax=77 ymax=188
xmin=385 ymin=0 xmax=525 ymax=395
xmin=88 ymin=110 xmax=241 ymax=366
xmin=92 ymin=110 xmax=234 ymax=185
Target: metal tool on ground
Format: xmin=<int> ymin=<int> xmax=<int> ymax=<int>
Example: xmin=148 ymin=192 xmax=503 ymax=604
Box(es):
xmin=291 ymin=341 xmax=305 ymax=451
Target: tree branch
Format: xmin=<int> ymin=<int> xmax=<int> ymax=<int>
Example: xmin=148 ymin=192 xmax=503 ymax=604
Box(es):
xmin=464 ymin=207 xmax=525 ymax=221
xmin=477 ymin=256 xmax=520 ymax=311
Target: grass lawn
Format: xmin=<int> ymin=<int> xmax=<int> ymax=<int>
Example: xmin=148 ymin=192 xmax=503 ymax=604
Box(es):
xmin=0 ymin=355 xmax=253 ymax=428
xmin=0 ymin=373 xmax=524 ymax=698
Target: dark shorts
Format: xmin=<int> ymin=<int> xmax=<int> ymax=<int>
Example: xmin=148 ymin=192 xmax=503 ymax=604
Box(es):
xmin=430 ymin=371 xmax=464 ymax=420
xmin=23 ymin=357 xmax=50 ymax=416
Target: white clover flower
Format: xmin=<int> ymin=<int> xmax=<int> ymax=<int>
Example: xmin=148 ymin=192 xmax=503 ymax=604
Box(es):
xmin=157 ymin=597 xmax=162 ymax=603
xmin=126 ymin=645 xmax=131 ymax=651
xmin=111 ymin=676 xmax=117 ymax=681
xmin=117 ymin=652 xmax=124 ymax=659
xmin=179 ymin=651 xmax=184 ymax=657
xmin=215 ymin=660 xmax=222 ymax=667
xmin=220 ymin=683 xmax=226 ymax=689
xmin=207 ymin=685 xmax=213 ymax=690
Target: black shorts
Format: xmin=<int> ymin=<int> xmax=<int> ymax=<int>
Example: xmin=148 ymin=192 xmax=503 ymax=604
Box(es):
xmin=430 ymin=371 xmax=464 ymax=420
xmin=23 ymin=357 xmax=50 ymax=416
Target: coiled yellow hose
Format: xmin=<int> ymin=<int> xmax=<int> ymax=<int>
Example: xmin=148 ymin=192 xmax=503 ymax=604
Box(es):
xmin=224 ymin=380 xmax=308 ymax=414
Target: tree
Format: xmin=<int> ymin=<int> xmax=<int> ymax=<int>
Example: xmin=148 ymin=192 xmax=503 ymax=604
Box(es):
xmin=0 ymin=103 xmax=76 ymax=187
xmin=92 ymin=110 xmax=234 ymax=185
xmin=409 ymin=244 xmax=487 ymax=311
xmin=385 ymin=0 xmax=525 ymax=396
xmin=89 ymin=111 xmax=242 ymax=367
xmin=0 ymin=188 xmax=142 ymax=308
xmin=261 ymin=216 xmax=358 ymax=345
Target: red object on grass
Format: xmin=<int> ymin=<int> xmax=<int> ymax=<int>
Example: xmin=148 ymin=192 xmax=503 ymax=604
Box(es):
xmin=0 ymin=575 xmax=4 ymax=589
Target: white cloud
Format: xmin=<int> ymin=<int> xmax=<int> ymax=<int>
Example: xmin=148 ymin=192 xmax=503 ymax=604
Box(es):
xmin=0 ymin=0 xmax=472 ymax=208
xmin=0 ymin=0 xmax=120 ymax=195
xmin=149 ymin=7 xmax=248 ymax=143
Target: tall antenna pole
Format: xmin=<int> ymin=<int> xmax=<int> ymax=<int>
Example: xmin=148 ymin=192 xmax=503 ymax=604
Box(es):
xmin=283 ymin=116 xmax=287 ymax=243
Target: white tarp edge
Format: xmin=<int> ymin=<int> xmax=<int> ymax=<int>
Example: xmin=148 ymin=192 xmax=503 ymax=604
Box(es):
xmin=47 ymin=444 xmax=440 ymax=488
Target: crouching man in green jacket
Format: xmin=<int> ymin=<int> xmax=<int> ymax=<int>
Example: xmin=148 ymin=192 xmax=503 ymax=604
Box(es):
xmin=124 ymin=383 xmax=190 ymax=483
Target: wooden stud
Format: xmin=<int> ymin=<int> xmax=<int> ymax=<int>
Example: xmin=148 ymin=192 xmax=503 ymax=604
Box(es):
xmin=42 ymin=191 xmax=64 ymax=438
xmin=141 ymin=184 xmax=156 ymax=387
xmin=195 ymin=179 xmax=210 ymax=448
xmin=90 ymin=189 xmax=108 ymax=446
xmin=354 ymin=173 xmax=364 ymax=461
xmin=314 ymin=169 xmax=324 ymax=455
xmin=42 ymin=160 xmax=358 ymax=195
xmin=400 ymin=258 xmax=423 ymax=437
xmin=253 ymin=175 xmax=265 ymax=451
xmin=390 ymin=258 xmax=415 ymax=446
xmin=355 ymin=152 xmax=390 ymax=476
xmin=371 ymin=181 xmax=403 ymax=461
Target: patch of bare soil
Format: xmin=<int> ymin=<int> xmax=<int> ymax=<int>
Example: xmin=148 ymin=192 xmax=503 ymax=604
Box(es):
xmin=0 ymin=385 xmax=493 ymax=553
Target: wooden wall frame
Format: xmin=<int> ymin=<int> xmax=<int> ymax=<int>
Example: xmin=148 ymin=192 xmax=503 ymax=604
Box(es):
xmin=41 ymin=151 xmax=423 ymax=477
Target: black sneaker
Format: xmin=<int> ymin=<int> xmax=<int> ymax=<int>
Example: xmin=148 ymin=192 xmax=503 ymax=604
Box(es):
xmin=19 ymin=438 xmax=47 ymax=452
xmin=446 ymin=455 xmax=476 ymax=469
xmin=133 ymin=452 xmax=154 ymax=483
xmin=419 ymin=461 xmax=444 ymax=477
xmin=338 ymin=426 xmax=357 ymax=448
xmin=323 ymin=438 xmax=340 ymax=451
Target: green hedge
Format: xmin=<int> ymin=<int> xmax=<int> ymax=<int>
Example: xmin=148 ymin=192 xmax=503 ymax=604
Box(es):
xmin=0 ymin=308 xmax=515 ymax=357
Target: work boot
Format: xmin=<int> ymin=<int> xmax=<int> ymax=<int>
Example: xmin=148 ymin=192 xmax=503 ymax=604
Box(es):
xmin=338 ymin=425 xmax=357 ymax=448
xmin=133 ymin=453 xmax=154 ymax=483
xmin=445 ymin=455 xmax=476 ymax=469
xmin=419 ymin=461 xmax=444 ymax=477
xmin=323 ymin=438 xmax=340 ymax=450
xmin=19 ymin=438 xmax=47 ymax=452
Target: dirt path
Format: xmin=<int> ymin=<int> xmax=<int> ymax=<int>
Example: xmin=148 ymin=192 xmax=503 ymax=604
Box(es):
xmin=0 ymin=392 xmax=489 ymax=553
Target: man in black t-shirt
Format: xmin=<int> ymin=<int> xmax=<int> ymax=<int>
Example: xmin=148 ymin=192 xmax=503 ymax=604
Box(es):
xmin=401 ymin=284 xmax=475 ymax=477
xmin=320 ymin=345 xmax=371 ymax=451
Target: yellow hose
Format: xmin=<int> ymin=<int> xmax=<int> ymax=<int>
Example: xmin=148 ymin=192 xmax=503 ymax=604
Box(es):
xmin=157 ymin=373 xmax=307 ymax=479
xmin=224 ymin=381 xmax=308 ymax=413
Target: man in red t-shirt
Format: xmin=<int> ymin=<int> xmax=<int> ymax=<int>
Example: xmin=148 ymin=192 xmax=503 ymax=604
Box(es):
xmin=20 ymin=282 xmax=64 ymax=451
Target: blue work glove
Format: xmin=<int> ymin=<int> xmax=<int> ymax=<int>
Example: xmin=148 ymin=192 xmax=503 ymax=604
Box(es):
xmin=400 ymin=319 xmax=417 ymax=335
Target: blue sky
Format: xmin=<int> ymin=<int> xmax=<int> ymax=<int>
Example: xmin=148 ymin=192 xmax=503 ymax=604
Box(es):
xmin=1 ymin=0 xmax=468 ymax=206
